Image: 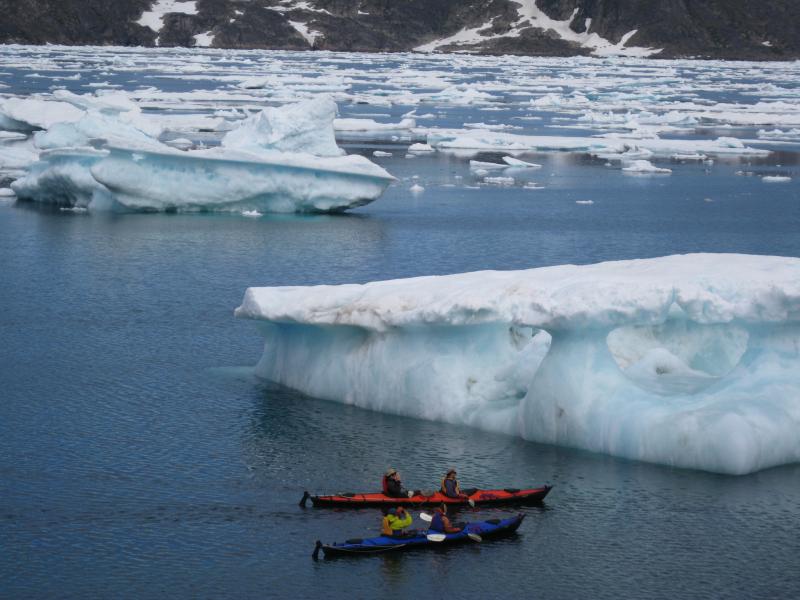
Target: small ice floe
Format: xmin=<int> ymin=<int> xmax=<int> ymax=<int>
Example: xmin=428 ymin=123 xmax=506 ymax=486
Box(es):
xmin=762 ymin=176 xmax=792 ymax=183
xmin=671 ymin=153 xmax=707 ymax=161
xmin=622 ymin=160 xmax=672 ymax=174
xmin=524 ymin=182 xmax=545 ymax=190
xmin=575 ymin=200 xmax=594 ymax=205
xmin=483 ymin=176 xmax=514 ymax=186
xmin=405 ymin=153 xmax=415 ymax=159
xmin=241 ymin=209 xmax=263 ymax=217
xmin=59 ymin=206 xmax=88 ymax=213
xmin=464 ymin=122 xmax=521 ymax=131
xmin=757 ymin=128 xmax=800 ymax=140
xmin=502 ymin=156 xmax=541 ymax=169
xmin=334 ymin=117 xmax=416 ymax=132
xmin=373 ymin=150 xmax=392 ymax=157
xmin=735 ymin=170 xmax=755 ymax=176
xmin=165 ymin=137 xmax=193 ymax=150
xmin=407 ymin=143 xmax=434 ymax=153
xmin=410 ymin=183 xmax=425 ymax=194
xmin=704 ymin=198 xmax=714 ymax=202
xmin=0 ymin=187 xmax=16 ymax=202
xmin=469 ymin=160 xmax=506 ymax=171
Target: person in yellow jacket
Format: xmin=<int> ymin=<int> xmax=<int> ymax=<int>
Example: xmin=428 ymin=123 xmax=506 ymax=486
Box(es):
xmin=381 ymin=506 xmax=413 ymax=537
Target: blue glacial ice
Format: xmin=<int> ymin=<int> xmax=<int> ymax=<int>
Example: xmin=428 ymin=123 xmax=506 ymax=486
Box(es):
xmin=236 ymin=254 xmax=800 ymax=475
xmin=10 ymin=95 xmax=394 ymax=213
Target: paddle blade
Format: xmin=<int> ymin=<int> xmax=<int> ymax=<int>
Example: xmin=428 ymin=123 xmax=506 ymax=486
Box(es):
xmin=426 ymin=533 xmax=446 ymax=542
xmin=419 ymin=512 xmax=433 ymax=522
xmin=467 ymin=533 xmax=482 ymax=543
xmin=467 ymin=498 xmax=476 ymax=508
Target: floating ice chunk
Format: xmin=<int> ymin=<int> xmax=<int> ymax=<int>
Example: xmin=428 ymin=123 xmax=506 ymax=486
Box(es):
xmin=575 ymin=200 xmax=593 ymax=204
xmin=502 ymin=156 xmax=541 ymax=169
xmin=483 ymin=176 xmax=515 ymax=186
xmin=372 ymin=150 xmax=392 ymax=157
xmin=236 ymin=253 xmax=800 ymax=475
xmin=622 ymin=160 xmax=672 ymax=174
xmin=241 ymin=209 xmax=262 ymax=217
xmin=762 ymin=176 xmax=792 ymax=182
xmin=0 ymin=187 xmax=15 ymax=197
xmin=407 ymin=143 xmax=434 ymax=153
xmin=53 ymin=90 xmax=139 ymax=115
xmin=334 ymin=118 xmax=415 ymax=132
xmin=13 ymin=96 xmax=394 ymax=213
xmin=469 ymin=160 xmax=507 ymax=171
xmin=464 ymin=122 xmax=521 ymax=131
xmin=432 ymin=129 xmax=770 ymax=158
xmin=409 ymin=183 xmax=425 ymax=194
xmin=757 ymin=128 xmax=800 ymax=140
xmin=429 ymin=86 xmax=497 ymax=105
xmin=0 ymin=98 xmax=83 ymax=132
xmin=671 ymin=153 xmax=707 ymax=161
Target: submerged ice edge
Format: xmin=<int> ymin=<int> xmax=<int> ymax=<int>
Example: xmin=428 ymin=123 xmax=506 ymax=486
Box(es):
xmin=236 ymin=254 xmax=800 ymax=475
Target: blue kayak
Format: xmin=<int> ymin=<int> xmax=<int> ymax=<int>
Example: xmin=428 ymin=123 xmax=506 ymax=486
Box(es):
xmin=313 ymin=514 xmax=525 ymax=558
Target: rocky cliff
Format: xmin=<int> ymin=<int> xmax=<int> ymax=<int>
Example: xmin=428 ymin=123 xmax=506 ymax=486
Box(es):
xmin=0 ymin=0 xmax=797 ymax=60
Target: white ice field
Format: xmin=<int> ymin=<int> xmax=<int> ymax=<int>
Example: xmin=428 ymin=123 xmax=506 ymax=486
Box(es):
xmin=0 ymin=45 xmax=798 ymax=211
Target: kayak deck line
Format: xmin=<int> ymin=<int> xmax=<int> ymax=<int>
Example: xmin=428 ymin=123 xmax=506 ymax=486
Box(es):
xmin=313 ymin=514 xmax=526 ymax=559
xmin=300 ymin=486 xmax=551 ymax=508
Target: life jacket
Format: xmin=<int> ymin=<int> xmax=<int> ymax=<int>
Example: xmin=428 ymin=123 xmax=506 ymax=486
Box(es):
xmin=442 ymin=477 xmax=458 ymax=497
xmin=381 ymin=514 xmax=393 ymax=536
xmin=429 ymin=511 xmax=445 ymax=533
xmin=382 ymin=511 xmax=412 ymax=536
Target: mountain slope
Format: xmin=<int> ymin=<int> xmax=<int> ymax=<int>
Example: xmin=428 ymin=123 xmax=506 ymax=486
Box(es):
xmin=0 ymin=0 xmax=797 ymax=59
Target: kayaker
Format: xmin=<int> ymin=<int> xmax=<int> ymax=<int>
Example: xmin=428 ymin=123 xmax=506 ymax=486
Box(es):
xmin=381 ymin=506 xmax=414 ymax=537
xmin=440 ymin=468 xmax=469 ymax=500
xmin=428 ymin=504 xmax=461 ymax=534
xmin=382 ymin=468 xmax=413 ymax=498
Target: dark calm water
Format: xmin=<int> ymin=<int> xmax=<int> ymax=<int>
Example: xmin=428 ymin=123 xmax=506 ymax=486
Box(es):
xmin=2 ymin=150 xmax=800 ymax=598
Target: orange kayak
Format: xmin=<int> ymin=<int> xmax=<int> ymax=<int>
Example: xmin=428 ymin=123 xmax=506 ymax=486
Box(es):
xmin=300 ymin=486 xmax=551 ymax=508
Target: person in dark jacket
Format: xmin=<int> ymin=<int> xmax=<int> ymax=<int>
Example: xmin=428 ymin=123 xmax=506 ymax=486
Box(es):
xmin=429 ymin=503 xmax=461 ymax=534
xmin=382 ymin=468 xmax=412 ymax=498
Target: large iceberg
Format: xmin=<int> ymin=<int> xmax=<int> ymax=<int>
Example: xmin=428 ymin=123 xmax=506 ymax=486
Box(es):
xmin=11 ymin=95 xmax=394 ymax=213
xmin=236 ymin=254 xmax=800 ymax=475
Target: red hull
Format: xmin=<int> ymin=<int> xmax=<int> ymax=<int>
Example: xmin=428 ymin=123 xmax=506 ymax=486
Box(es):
xmin=303 ymin=486 xmax=551 ymax=508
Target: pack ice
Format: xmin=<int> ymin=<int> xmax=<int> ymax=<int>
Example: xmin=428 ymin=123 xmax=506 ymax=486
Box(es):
xmin=236 ymin=254 xmax=800 ymax=475
xmin=11 ymin=95 xmax=393 ymax=213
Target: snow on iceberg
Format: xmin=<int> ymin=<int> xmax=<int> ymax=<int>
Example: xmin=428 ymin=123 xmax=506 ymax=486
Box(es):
xmin=236 ymin=254 xmax=800 ymax=475
xmin=12 ymin=96 xmax=394 ymax=213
